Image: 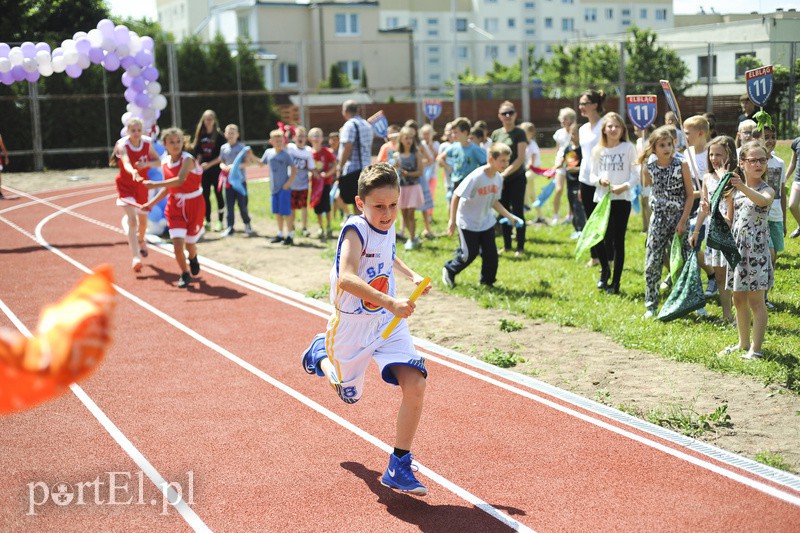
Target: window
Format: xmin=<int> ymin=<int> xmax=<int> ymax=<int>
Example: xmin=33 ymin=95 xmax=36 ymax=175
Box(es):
xmin=545 ymin=44 xmax=553 ymax=54
xmin=508 ymin=44 xmax=517 ymax=56
xmin=698 ymin=55 xmax=717 ymax=80
xmin=279 ymin=63 xmax=297 ymax=86
xmin=429 ymin=57 xmax=440 ymax=65
xmin=237 ymin=15 xmax=249 ymax=38
xmin=428 ymin=29 xmax=439 ymax=37
xmin=562 ymin=0 xmax=574 ymax=3
xmin=562 ymin=18 xmax=574 ymax=31
xmin=656 ymin=9 xmax=667 ymax=20
xmin=525 ymin=2 xmax=535 ymax=8
xmin=429 ymin=46 xmax=440 ymax=54
xmin=410 ymin=18 xmax=417 ymax=31
xmin=585 ymin=8 xmax=597 ymax=22
xmin=621 ymin=9 xmax=630 ymax=16
xmin=605 ymin=8 xmax=613 ymax=19
xmin=486 ymin=0 xmax=497 ymax=3
xmin=456 ymin=18 xmax=468 ymax=32
xmin=335 ymin=13 xmax=360 ymax=36
xmin=485 ymin=18 xmax=498 ymax=33
xmin=430 ymin=74 xmax=441 ymax=82
xmin=386 ymin=17 xmax=399 ymax=29
xmin=735 ymin=52 xmax=757 ymax=78
xmin=337 ymin=60 xmax=361 ymax=82
xmin=427 ymin=18 xmax=438 ymax=25
xmin=508 ymin=18 xmax=516 ymax=29
xmin=457 ymin=46 xmax=468 ymax=59
xmin=485 ymin=45 xmax=498 ymax=60
xmin=526 ymin=28 xmax=535 ymax=36
xmin=525 ymin=18 xmax=535 ymax=25
xmin=544 ymin=17 xmax=553 ymax=28
xmin=640 ymin=9 xmax=647 ymax=19
xmin=622 ymin=19 xmax=631 ymax=26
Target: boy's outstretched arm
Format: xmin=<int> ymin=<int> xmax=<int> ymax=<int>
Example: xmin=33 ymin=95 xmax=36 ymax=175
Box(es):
xmin=393 ymin=256 xmax=431 ymax=295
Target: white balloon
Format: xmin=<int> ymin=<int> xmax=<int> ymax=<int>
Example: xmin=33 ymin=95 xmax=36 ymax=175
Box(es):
xmin=63 ymin=49 xmax=79 ymax=65
xmin=77 ymin=54 xmax=91 ymax=69
xmin=39 ymin=63 xmax=54 ymax=77
xmin=126 ymin=64 xmax=142 ymax=77
xmin=22 ymin=57 xmax=38 ymax=73
xmin=62 ymin=39 xmax=76 ymax=52
xmin=153 ymin=94 xmax=168 ymax=110
xmin=52 ymin=55 xmax=66 ymax=73
xmin=121 ymin=111 xmax=133 ymax=125
xmin=0 ymin=58 xmax=10 ymax=73
xmin=129 ymin=34 xmax=142 ymax=54
xmin=142 ymin=108 xmax=156 ymax=121
xmin=116 ymin=44 xmax=129 ymax=58
xmin=146 ymin=81 xmax=162 ymax=95
xmin=88 ymin=29 xmax=103 ymax=48
xmin=9 ymin=47 xmax=23 ymax=66
xmin=73 ymin=31 xmax=87 ymax=41
xmin=101 ymin=37 xmax=116 ymax=52
xmin=35 ymin=50 xmax=51 ymax=66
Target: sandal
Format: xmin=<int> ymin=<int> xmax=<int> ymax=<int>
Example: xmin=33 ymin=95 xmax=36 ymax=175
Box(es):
xmin=742 ymin=351 xmax=763 ymax=360
xmin=717 ymin=345 xmax=745 ymax=357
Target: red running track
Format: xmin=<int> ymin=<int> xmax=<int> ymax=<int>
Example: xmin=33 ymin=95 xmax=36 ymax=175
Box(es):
xmin=1 ymin=182 xmax=799 ymax=532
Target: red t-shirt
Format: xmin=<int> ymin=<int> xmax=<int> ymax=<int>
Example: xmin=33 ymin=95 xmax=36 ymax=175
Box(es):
xmin=313 ymin=147 xmax=337 ymax=186
xmin=162 ymin=152 xmax=203 ymax=194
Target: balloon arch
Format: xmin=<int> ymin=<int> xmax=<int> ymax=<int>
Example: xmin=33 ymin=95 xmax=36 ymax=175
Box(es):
xmin=0 ymin=19 xmax=167 ymax=138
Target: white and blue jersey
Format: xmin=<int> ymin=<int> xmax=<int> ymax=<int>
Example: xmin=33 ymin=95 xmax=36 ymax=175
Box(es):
xmin=330 ymin=215 xmax=396 ymax=317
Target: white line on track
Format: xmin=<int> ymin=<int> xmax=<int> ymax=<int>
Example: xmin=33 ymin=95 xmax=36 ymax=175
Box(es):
xmin=0 ymin=185 xmax=116 ymax=215
xmin=6 ymin=184 xmax=800 ymax=508
xmin=0 ymin=297 xmax=211 ymax=532
xmin=2 ymin=188 xmax=536 ymax=530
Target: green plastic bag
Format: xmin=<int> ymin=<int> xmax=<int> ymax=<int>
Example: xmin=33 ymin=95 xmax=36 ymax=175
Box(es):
xmin=669 ymin=233 xmax=685 ymax=285
xmin=575 ymin=193 xmax=611 ymax=260
xmin=706 ymin=172 xmax=741 ymax=270
xmin=658 ymin=251 xmax=706 ymax=322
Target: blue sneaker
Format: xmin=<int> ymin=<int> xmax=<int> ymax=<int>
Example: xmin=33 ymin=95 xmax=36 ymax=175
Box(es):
xmin=381 ymin=453 xmax=427 ymax=496
xmin=301 ymin=334 xmax=326 ymax=376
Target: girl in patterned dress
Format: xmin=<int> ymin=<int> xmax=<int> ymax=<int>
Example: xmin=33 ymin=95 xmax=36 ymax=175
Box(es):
xmin=690 ymin=136 xmax=737 ymax=324
xmin=719 ymin=141 xmax=775 ymax=359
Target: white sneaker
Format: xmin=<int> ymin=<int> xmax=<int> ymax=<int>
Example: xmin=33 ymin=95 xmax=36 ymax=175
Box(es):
xmin=442 ymin=267 xmax=455 ymax=288
xmin=643 ymin=308 xmax=656 ymax=319
xmin=404 ymin=239 xmax=414 ymax=251
xmin=550 ymin=216 xmax=559 ymax=226
xmin=570 ymin=231 xmax=582 ymax=240
xmin=244 ymin=223 xmax=254 ymax=236
xmin=131 ymin=257 xmax=143 ymax=273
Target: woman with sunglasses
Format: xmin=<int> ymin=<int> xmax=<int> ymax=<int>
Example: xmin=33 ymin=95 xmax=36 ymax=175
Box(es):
xmin=577 ymin=89 xmax=607 ymax=267
xmin=491 ymin=101 xmax=529 ymax=256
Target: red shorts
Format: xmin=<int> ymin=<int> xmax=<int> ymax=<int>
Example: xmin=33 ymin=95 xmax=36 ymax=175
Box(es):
xmin=115 ymin=175 xmax=148 ymax=206
xmin=165 ymin=191 xmax=206 ymax=243
xmin=291 ymin=189 xmax=308 ymax=210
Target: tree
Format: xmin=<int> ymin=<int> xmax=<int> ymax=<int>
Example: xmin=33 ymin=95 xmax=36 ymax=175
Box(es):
xmin=623 ymin=28 xmax=690 ymax=95
xmin=320 ymin=64 xmax=350 ymax=89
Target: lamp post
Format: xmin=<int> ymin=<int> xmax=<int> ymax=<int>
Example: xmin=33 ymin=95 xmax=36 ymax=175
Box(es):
xmin=451 ymin=0 xmax=460 ymax=118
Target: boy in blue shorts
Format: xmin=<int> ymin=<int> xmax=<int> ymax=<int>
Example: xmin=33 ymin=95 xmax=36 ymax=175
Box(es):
xmin=301 ymin=162 xmax=431 ymax=496
xmin=261 ymin=130 xmax=296 ymax=244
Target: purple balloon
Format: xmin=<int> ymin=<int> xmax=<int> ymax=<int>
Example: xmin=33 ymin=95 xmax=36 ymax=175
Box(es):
xmin=0 ymin=71 xmax=13 ymax=85
xmin=35 ymin=42 xmax=51 ymax=54
xmin=142 ymin=66 xmax=158 ymax=82
xmin=98 ymin=19 xmax=115 ymax=38
xmin=140 ymin=36 xmax=154 ymax=52
xmin=11 ymin=65 xmax=26 ymax=81
xmin=25 ymin=69 xmax=40 ymax=83
xmin=21 ymin=42 xmax=36 ymax=59
xmin=76 ymin=38 xmax=91 ymax=55
xmin=134 ymin=92 xmax=151 ymax=108
xmin=120 ymin=56 xmax=135 ymax=70
xmin=114 ymin=25 xmax=130 ymax=46
xmin=103 ymin=52 xmax=120 ymax=71
xmin=121 ymin=72 xmax=133 ymax=87
xmin=0 ymin=43 xmax=10 ymax=59
xmin=65 ymin=64 xmax=82 ymax=78
xmin=88 ymin=47 xmax=104 ymax=64
xmin=124 ymin=87 xmax=137 ymax=103
xmin=134 ymin=50 xmax=152 ymax=68
xmin=130 ymin=77 xmax=146 ymax=92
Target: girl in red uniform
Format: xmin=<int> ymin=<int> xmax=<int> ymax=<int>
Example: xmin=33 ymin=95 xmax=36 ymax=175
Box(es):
xmin=112 ymin=118 xmax=160 ymax=272
xmin=143 ymin=128 xmax=206 ymax=288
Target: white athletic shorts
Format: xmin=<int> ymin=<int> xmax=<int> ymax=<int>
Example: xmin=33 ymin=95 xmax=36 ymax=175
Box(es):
xmin=325 ymin=312 xmax=427 ymax=403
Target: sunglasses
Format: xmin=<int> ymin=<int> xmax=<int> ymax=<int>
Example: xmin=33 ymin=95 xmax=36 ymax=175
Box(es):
xmin=500 ymin=110 xmax=515 ymax=117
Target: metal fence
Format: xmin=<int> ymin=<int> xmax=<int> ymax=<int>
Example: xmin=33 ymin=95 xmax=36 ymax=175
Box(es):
xmin=0 ymin=37 xmax=797 ymax=171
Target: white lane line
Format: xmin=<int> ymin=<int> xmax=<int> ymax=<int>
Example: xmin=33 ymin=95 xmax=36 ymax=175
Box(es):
xmin=0 ymin=297 xmax=210 ymax=532
xmin=11 ymin=186 xmax=800 ymax=503
xmin=10 ymin=195 xmax=536 ymax=531
xmin=0 ymin=185 xmax=116 ymax=215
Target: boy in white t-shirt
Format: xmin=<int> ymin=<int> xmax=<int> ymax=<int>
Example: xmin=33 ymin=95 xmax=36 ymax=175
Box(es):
xmin=442 ymin=142 xmax=522 ymax=288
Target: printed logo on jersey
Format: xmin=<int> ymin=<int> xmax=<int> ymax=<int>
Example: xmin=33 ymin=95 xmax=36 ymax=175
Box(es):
xmin=362 ymin=274 xmax=389 ymax=312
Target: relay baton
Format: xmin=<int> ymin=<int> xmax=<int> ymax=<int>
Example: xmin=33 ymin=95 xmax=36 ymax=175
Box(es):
xmin=380 ymin=277 xmax=431 ymax=340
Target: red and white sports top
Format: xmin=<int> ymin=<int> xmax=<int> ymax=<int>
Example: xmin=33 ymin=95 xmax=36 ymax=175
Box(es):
xmin=162 ymin=152 xmax=203 ymax=195
xmin=116 ymin=135 xmax=153 ymax=180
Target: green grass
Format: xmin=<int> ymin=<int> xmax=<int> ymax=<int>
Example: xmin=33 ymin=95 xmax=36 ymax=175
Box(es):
xmin=499 ymin=318 xmax=524 ymax=332
xmin=482 ymin=347 xmax=525 ymax=368
xmin=644 ymin=402 xmax=733 ymax=438
xmin=242 ymin=143 xmax=800 ymax=394
xmin=754 ymin=451 xmax=796 ymax=473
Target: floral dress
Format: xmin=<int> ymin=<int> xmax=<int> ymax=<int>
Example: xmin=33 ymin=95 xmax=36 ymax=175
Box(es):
xmin=726 ymin=182 xmax=773 ymax=291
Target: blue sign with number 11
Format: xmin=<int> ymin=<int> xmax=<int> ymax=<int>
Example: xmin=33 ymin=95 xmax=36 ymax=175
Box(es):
xmin=626 ymin=95 xmax=657 ymax=130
